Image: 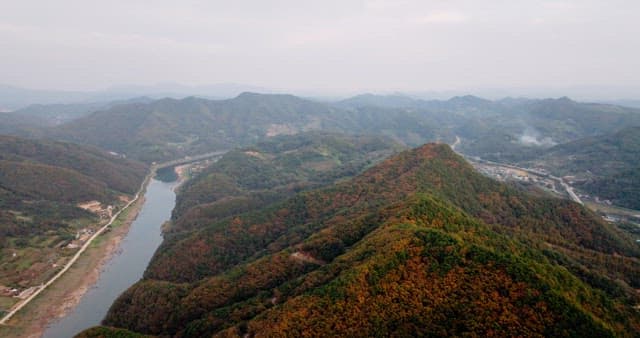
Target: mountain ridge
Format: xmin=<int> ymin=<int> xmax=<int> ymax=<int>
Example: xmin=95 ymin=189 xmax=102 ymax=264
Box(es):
xmin=85 ymin=142 xmax=639 ymax=337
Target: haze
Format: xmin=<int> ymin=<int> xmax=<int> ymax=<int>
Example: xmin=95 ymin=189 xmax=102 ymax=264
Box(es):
xmin=1 ymin=0 xmax=639 ymax=97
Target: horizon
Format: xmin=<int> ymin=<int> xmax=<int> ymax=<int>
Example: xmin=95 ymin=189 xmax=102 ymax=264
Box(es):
xmin=2 ymin=82 xmax=640 ymax=104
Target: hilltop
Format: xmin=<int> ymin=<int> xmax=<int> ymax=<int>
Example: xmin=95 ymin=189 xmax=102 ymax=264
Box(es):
xmin=81 ymin=142 xmax=639 ymax=337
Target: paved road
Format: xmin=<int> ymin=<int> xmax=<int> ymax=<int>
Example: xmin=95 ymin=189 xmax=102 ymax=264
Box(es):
xmin=0 ymin=172 xmax=152 ymax=326
xmin=0 ymin=150 xmax=227 ymax=326
xmin=449 ymin=136 xmax=583 ymax=205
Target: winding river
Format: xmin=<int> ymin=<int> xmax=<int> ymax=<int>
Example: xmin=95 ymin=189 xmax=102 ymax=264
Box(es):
xmin=43 ymin=178 xmax=176 ymax=338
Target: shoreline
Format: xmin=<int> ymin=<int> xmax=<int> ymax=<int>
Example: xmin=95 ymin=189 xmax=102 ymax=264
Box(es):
xmin=0 ymin=153 xmax=221 ymax=338
xmin=0 ymin=185 xmax=148 ymax=338
xmin=172 ymin=164 xmax=191 ymax=192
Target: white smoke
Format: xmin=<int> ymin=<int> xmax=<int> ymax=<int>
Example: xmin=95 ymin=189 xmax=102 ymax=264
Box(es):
xmin=518 ymin=128 xmax=556 ymax=147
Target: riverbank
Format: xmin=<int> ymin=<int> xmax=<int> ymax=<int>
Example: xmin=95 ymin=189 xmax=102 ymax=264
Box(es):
xmin=173 ymin=164 xmax=191 ymax=191
xmin=0 ymin=190 xmax=147 ymax=338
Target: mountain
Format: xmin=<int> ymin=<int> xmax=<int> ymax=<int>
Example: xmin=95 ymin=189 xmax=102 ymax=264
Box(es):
xmin=102 ymin=83 xmax=272 ymax=100
xmin=336 ymin=94 xmax=640 ymax=162
xmin=85 ymin=143 xmax=639 ymax=337
xmin=523 ymin=126 xmax=640 ymax=209
xmin=0 ymin=98 xmax=155 ymax=140
xmin=0 ymin=112 xmax=48 ymax=137
xmin=0 ymin=85 xmax=95 ymax=111
xmin=171 ymin=132 xmax=403 ymax=229
xmin=601 ymin=99 xmax=640 ymax=109
xmin=45 ymin=93 xmax=440 ymax=163
xmin=0 ymin=135 xmax=147 ymax=287
xmin=0 ymin=83 xmax=270 ymax=111
xmin=336 ymin=93 xmax=423 ymax=109
xmin=45 ymin=93 xmax=341 ymax=163
xmin=10 ymin=97 xmax=155 ymax=127
xmin=18 ymin=92 xmax=635 ymax=166
xmin=423 ymin=96 xmax=640 ymax=162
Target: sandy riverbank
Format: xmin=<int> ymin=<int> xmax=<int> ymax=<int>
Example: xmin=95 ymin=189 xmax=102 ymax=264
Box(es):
xmin=173 ymin=164 xmax=190 ymax=191
xmin=0 ymin=195 xmax=146 ymax=338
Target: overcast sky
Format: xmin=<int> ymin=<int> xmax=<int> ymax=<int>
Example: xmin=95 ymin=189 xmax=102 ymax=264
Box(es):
xmin=1 ymin=0 xmax=639 ymax=95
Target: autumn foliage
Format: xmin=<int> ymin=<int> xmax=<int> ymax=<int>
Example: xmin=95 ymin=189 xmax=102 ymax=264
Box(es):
xmin=95 ymin=143 xmax=639 ymax=337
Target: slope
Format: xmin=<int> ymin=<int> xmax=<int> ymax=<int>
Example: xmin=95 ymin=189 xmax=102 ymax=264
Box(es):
xmin=171 ymin=132 xmax=403 ymax=231
xmin=45 ymin=93 xmax=442 ymax=163
xmin=46 ymin=93 xmax=344 ymax=163
xmin=0 ymin=135 xmax=147 ymax=293
xmin=88 ymin=143 xmax=639 ymax=337
xmin=336 ymin=94 xmax=640 ymax=162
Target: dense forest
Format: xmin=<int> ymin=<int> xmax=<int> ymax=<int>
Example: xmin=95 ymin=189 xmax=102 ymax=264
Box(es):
xmin=1 ymin=92 xmax=639 ymax=336
xmin=41 ymin=93 xmax=439 ymax=163
xmin=4 ymin=93 xmax=639 ymax=166
xmin=80 ymin=142 xmax=639 ymax=337
xmin=0 ymin=135 xmax=147 ymax=287
xmin=3 ymin=1 xmax=640 ymax=336
xmin=171 ymin=132 xmax=402 ymax=229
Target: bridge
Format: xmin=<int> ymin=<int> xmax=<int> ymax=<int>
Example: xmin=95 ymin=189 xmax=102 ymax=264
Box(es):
xmin=153 ymin=150 xmax=228 ymax=170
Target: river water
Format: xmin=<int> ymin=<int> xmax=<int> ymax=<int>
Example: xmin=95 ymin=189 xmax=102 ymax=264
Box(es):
xmin=43 ymin=178 xmax=176 ymax=338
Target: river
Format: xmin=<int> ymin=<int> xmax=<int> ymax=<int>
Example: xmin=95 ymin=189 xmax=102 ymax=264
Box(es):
xmin=42 ymin=178 xmax=176 ymax=338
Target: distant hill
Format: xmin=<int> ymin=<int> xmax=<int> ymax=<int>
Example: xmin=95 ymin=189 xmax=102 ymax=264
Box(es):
xmin=523 ymin=126 xmax=640 ymax=209
xmin=601 ymin=99 xmax=640 ymax=109
xmin=88 ymin=142 xmax=639 ymax=337
xmin=0 ymin=85 xmax=95 ymax=111
xmin=10 ymin=97 xmax=154 ymax=127
xmin=336 ymin=94 xmax=640 ymax=162
xmin=336 ymin=93 xmax=424 ymax=109
xmin=0 ymin=83 xmax=269 ymax=111
xmin=9 ymin=91 xmax=637 ymax=168
xmin=45 ymin=93 xmax=439 ymax=163
xmin=46 ymin=93 xmax=341 ymax=163
xmin=0 ymin=97 xmax=154 ymax=139
xmin=0 ymin=112 xmax=48 ymax=137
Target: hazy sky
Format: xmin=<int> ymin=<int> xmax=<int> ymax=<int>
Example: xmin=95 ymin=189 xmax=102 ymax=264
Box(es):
xmin=1 ymin=0 xmax=639 ymax=94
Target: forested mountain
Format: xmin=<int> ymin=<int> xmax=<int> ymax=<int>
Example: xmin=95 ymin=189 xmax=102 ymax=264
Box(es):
xmin=0 ymin=135 xmax=147 ymax=241
xmin=171 ymin=132 xmax=402 ymax=228
xmin=5 ymin=92 xmax=636 ymax=166
xmin=0 ymin=98 xmax=154 ymax=139
xmin=338 ymin=94 xmax=640 ymax=162
xmin=44 ymin=93 xmax=438 ymax=163
xmin=522 ymin=126 xmax=640 ymax=209
xmin=0 ymin=112 xmax=47 ymax=138
xmin=84 ymin=143 xmax=639 ymax=337
xmin=9 ymin=97 xmax=154 ymax=127
xmin=46 ymin=93 xmax=344 ymax=163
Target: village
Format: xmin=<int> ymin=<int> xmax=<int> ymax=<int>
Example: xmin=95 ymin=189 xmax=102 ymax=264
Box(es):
xmin=470 ymin=160 xmax=640 ymax=236
xmin=0 ymin=199 xmax=121 ymax=315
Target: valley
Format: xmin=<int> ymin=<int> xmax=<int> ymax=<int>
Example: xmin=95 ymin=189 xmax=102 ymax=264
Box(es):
xmin=0 ymin=92 xmax=639 ymax=337
xmin=470 ymin=156 xmax=640 ymax=237
xmin=42 ymin=178 xmax=176 ymax=338
xmin=0 ymin=146 xmax=223 ymax=337
xmin=454 ymin=136 xmax=640 ymax=243
xmin=3 ymin=3 xmax=640 ymax=336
